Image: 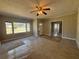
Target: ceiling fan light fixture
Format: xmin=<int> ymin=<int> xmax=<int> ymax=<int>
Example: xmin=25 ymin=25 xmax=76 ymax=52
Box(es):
xmin=30 ymin=0 xmax=51 ymax=16
xmin=38 ymin=11 xmax=43 ymax=14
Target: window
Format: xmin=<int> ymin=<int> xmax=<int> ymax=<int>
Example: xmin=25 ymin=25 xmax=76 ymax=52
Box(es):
xmin=5 ymin=22 xmax=13 ymax=34
xmin=26 ymin=23 xmax=31 ymax=32
xmin=5 ymin=22 xmax=31 ymax=34
xmin=13 ymin=22 xmax=26 ymax=33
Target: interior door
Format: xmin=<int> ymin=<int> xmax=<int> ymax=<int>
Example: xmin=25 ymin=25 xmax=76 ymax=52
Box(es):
xmin=51 ymin=21 xmax=62 ymax=37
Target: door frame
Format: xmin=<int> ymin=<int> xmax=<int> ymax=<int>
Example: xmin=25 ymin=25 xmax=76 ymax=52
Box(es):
xmin=51 ymin=21 xmax=62 ymax=37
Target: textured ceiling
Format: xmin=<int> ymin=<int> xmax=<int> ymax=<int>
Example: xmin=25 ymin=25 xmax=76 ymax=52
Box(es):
xmin=0 ymin=0 xmax=79 ymax=19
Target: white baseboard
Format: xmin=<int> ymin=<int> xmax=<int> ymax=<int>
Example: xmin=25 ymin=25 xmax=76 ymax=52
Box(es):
xmin=62 ymin=36 xmax=76 ymax=40
xmin=76 ymin=40 xmax=79 ymax=48
xmin=62 ymin=36 xmax=79 ymax=48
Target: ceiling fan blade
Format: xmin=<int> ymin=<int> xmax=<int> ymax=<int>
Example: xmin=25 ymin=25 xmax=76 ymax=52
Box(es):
xmin=30 ymin=11 xmax=35 ymax=13
xmin=30 ymin=10 xmax=38 ymax=13
xmin=43 ymin=8 xmax=50 ymax=10
xmin=42 ymin=11 xmax=47 ymax=15
xmin=37 ymin=13 xmax=39 ymax=16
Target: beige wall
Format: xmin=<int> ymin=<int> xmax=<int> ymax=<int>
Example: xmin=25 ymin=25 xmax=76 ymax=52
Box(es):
xmin=77 ymin=8 xmax=79 ymax=48
xmin=58 ymin=13 xmax=77 ymax=39
xmin=41 ymin=13 xmax=77 ymax=40
xmin=43 ymin=20 xmax=50 ymax=35
xmin=37 ymin=19 xmax=50 ymax=36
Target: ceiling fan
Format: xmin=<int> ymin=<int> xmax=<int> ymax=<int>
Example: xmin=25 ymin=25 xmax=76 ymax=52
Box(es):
xmin=30 ymin=0 xmax=51 ymax=16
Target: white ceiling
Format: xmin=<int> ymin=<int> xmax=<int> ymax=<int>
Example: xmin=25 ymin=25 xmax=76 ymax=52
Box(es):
xmin=0 ymin=0 xmax=79 ymax=19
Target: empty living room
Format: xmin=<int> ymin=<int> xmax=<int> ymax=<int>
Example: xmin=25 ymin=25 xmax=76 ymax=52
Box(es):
xmin=0 ymin=0 xmax=79 ymax=59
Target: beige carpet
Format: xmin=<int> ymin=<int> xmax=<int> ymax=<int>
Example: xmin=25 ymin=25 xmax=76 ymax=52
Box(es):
xmin=1 ymin=36 xmax=79 ymax=59
xmin=24 ymin=37 xmax=79 ymax=59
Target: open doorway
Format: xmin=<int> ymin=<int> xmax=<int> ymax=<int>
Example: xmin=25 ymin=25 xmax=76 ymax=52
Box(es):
xmin=51 ymin=21 xmax=62 ymax=37
xmin=38 ymin=23 xmax=43 ymax=36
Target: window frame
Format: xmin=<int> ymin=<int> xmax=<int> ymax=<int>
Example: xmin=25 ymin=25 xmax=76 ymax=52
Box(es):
xmin=26 ymin=23 xmax=31 ymax=32
xmin=5 ymin=22 xmax=13 ymax=35
xmin=13 ymin=22 xmax=27 ymax=34
xmin=5 ymin=21 xmax=31 ymax=35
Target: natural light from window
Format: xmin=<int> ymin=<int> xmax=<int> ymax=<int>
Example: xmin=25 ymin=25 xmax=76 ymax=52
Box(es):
xmin=13 ymin=22 xmax=26 ymax=33
xmin=5 ymin=22 xmax=13 ymax=34
xmin=5 ymin=22 xmax=31 ymax=34
xmin=26 ymin=23 xmax=31 ymax=32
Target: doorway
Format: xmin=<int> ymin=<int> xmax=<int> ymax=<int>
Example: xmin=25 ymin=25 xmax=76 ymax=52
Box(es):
xmin=51 ymin=21 xmax=62 ymax=37
xmin=38 ymin=23 xmax=43 ymax=36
